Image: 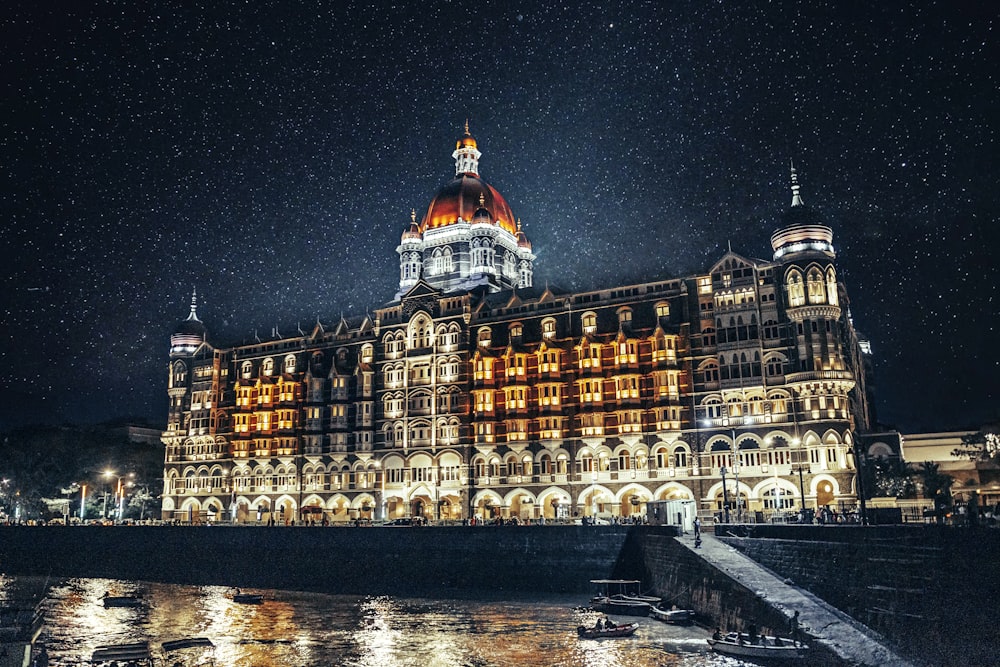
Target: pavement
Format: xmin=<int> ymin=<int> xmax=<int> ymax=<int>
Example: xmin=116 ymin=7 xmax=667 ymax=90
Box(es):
xmin=680 ymin=532 xmax=915 ymax=667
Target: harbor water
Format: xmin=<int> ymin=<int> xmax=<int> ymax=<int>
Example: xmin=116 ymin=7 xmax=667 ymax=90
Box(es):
xmin=2 ymin=575 xmax=761 ymax=666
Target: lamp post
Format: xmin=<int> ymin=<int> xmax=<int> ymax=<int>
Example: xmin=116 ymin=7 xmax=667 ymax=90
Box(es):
xmin=731 ymin=429 xmax=742 ymax=523
xmin=80 ymin=484 xmax=87 ymax=520
xmin=792 ymin=436 xmax=808 ymax=517
xmin=102 ymin=469 xmax=115 ymax=520
xmin=720 ymin=466 xmax=731 ymax=523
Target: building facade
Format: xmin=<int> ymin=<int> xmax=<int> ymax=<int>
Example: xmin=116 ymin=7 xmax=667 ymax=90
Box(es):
xmin=161 ymin=129 xmax=873 ymax=524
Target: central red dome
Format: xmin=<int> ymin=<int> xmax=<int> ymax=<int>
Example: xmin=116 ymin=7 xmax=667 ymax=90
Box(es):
xmin=421 ymin=174 xmax=518 ymax=235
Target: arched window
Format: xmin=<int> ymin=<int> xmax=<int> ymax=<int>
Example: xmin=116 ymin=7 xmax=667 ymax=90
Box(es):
xmin=786 ymin=270 xmax=805 ymax=307
xmin=542 ymin=318 xmax=556 ymax=339
xmin=262 ymin=358 xmax=274 ymax=376
xmin=807 ymin=268 xmax=825 ymax=304
xmin=582 ymin=312 xmax=597 ymax=334
xmin=655 ymin=302 xmax=670 ymax=318
xmin=477 ymin=327 xmax=492 ymax=347
xmin=826 ymin=267 xmax=839 ymax=305
xmin=617 ymin=308 xmax=632 ymax=325
xmin=283 ymin=354 xmax=296 ymax=374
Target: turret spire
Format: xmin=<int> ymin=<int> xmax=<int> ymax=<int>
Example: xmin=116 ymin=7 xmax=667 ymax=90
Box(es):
xmin=790 ymin=159 xmax=805 ymax=207
xmin=187 ymin=286 xmax=201 ymax=322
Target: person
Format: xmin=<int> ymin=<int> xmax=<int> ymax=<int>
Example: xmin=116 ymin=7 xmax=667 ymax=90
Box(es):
xmin=694 ymin=535 xmax=702 ymax=549
xmin=694 ymin=517 xmax=701 ymax=537
xmin=789 ymin=610 xmax=801 ymax=643
xmin=748 ymin=624 xmax=758 ymax=643
xmin=712 ymin=627 xmax=722 ymax=640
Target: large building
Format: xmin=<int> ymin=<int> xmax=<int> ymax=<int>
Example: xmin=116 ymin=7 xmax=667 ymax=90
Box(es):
xmin=161 ymin=127 xmax=874 ymax=524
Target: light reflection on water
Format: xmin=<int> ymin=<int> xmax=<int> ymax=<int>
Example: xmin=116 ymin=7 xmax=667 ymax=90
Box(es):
xmin=2 ymin=576 xmax=755 ymax=666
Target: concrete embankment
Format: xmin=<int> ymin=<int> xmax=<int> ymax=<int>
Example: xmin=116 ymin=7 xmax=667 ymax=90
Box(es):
xmin=638 ymin=528 xmax=912 ymax=667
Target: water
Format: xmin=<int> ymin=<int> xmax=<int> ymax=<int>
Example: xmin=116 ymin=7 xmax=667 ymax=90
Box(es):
xmin=2 ymin=576 xmax=756 ymax=666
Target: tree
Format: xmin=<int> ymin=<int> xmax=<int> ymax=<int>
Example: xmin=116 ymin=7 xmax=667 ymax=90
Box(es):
xmin=916 ymin=461 xmax=954 ymax=524
xmin=951 ymin=430 xmax=1000 ymax=465
xmin=865 ymin=456 xmax=915 ymax=498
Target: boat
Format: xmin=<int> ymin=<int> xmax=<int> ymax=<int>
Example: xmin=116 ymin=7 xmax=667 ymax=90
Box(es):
xmin=162 ymin=637 xmax=216 ymax=665
xmin=231 ymin=591 xmax=264 ymax=604
xmin=649 ymin=604 xmax=695 ymax=624
xmin=588 ymin=580 xmax=655 ymax=616
xmin=0 ymin=601 xmax=44 ymax=667
xmin=577 ymin=621 xmax=639 ymax=639
xmin=91 ymin=641 xmax=154 ymax=666
xmin=708 ymin=633 xmax=809 ymax=660
xmin=102 ymin=593 xmax=143 ymax=608
xmin=590 ymin=596 xmax=652 ymax=616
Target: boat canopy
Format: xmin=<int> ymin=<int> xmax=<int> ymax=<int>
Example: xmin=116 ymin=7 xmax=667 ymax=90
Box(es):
xmin=589 ymin=579 xmax=641 ymax=585
xmin=91 ymin=641 xmax=152 ymax=663
xmin=162 ymin=637 xmax=215 ymax=652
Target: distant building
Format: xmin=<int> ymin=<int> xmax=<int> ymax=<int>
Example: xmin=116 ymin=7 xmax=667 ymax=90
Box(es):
xmin=160 ymin=127 xmax=874 ymax=524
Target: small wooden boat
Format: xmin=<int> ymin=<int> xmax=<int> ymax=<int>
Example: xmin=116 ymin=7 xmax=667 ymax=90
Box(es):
xmin=232 ymin=592 xmax=264 ymax=604
xmin=162 ymin=637 xmax=216 ymax=665
xmin=588 ymin=580 xmax=654 ymax=616
xmin=91 ymin=641 xmax=154 ymax=666
xmin=708 ymin=633 xmax=808 ymax=660
xmin=101 ymin=593 xmax=143 ymax=608
xmin=577 ymin=622 xmax=639 ymax=639
xmin=649 ymin=605 xmax=695 ymax=624
xmin=590 ymin=596 xmax=651 ymax=616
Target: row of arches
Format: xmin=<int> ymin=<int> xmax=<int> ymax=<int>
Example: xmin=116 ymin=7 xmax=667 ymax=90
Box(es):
xmin=162 ymin=472 xmax=848 ymax=524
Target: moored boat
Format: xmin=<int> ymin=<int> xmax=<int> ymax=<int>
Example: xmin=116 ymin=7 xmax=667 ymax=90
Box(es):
xmin=162 ymin=637 xmax=216 ymax=665
xmin=101 ymin=594 xmax=143 ymax=608
xmin=90 ymin=641 xmax=154 ymax=666
xmin=588 ymin=580 xmax=654 ymax=616
xmin=231 ymin=591 xmax=264 ymax=604
xmin=590 ymin=596 xmax=651 ymax=616
xmin=708 ymin=633 xmax=808 ymax=660
xmin=649 ymin=605 xmax=695 ymax=624
xmin=577 ymin=621 xmax=639 ymax=639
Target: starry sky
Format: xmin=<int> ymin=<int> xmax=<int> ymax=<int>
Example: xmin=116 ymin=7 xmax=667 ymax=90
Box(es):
xmin=1 ymin=1 xmax=996 ymax=433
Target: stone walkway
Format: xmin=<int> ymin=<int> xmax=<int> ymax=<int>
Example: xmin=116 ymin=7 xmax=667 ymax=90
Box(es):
xmin=681 ymin=532 xmax=914 ymax=667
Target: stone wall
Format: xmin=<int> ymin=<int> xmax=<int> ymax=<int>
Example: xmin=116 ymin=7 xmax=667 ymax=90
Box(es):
xmin=0 ymin=525 xmax=639 ymax=597
xmin=715 ymin=524 xmax=1000 ymax=667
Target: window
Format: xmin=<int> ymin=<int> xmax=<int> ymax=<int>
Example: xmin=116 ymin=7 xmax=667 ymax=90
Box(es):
xmin=580 ymin=413 xmax=604 ymax=436
xmin=656 ymin=302 xmax=670 ymax=318
xmin=787 ymin=270 xmax=805 ymax=307
xmin=477 ymin=327 xmax=492 ymax=347
xmin=615 ymin=376 xmax=640 ymax=399
xmin=582 ymin=312 xmax=597 ymax=334
xmin=509 ymin=323 xmax=523 ymax=339
xmin=474 ymin=391 xmax=494 ymax=413
xmin=542 ymin=318 xmax=556 ymax=339
xmin=617 ymin=308 xmax=632 ymax=325
xmin=262 ymin=358 xmax=274 ymax=376
xmin=614 ymin=341 xmax=638 ymax=365
xmin=283 ymin=354 xmax=297 ymax=374
xmin=698 ymin=276 xmax=712 ymax=294
xmin=579 ymin=344 xmax=602 ymax=369
xmin=506 ymin=354 xmax=527 ymax=378
xmin=538 ymin=349 xmax=560 ymax=373
xmin=504 ymin=386 xmax=527 ymax=409
xmin=474 ymin=358 xmax=494 ymax=381
xmin=579 ymin=380 xmax=603 ymax=402
xmin=619 ymin=410 xmax=642 ymax=433
xmin=538 ymin=384 xmax=561 ymax=406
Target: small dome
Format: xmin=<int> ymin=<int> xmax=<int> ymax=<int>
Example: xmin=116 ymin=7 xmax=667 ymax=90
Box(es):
xmin=401 ymin=209 xmax=422 ymax=241
xmin=456 ymin=134 xmax=478 ymax=150
xmin=472 ymin=206 xmax=491 ymax=224
xmin=173 ymin=316 xmax=206 ymax=338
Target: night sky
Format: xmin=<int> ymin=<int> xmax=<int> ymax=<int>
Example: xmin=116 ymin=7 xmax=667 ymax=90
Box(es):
xmin=1 ymin=2 xmax=996 ymax=433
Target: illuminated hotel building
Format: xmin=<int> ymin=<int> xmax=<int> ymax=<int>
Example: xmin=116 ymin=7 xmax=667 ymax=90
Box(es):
xmin=161 ymin=128 xmax=873 ymax=524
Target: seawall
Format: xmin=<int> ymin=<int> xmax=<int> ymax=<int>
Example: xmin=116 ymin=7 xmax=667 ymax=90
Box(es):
xmin=0 ymin=525 xmax=642 ymax=597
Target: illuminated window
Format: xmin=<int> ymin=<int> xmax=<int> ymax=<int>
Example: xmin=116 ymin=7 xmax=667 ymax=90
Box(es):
xmin=579 ymin=344 xmax=602 ymax=369
xmin=656 ymin=302 xmax=670 ymax=318
xmin=509 ymin=323 xmax=523 ymax=339
xmin=477 ymin=327 xmax=492 ymax=347
xmin=262 ymin=358 xmax=274 ymax=376
xmin=807 ymin=268 xmax=825 ymax=304
xmin=698 ymin=276 xmax=712 ymax=294
xmin=538 ymin=349 xmax=560 ymax=373
xmin=474 ymin=358 xmax=494 ymax=381
xmin=542 ymin=318 xmax=556 ymax=338
xmin=579 ymin=379 xmax=603 ymax=403
xmin=617 ymin=308 xmax=632 ymax=325
xmin=786 ymin=270 xmax=805 ymax=307
xmin=582 ymin=312 xmax=597 ymax=334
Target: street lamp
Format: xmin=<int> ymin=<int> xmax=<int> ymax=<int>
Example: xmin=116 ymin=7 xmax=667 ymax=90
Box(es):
xmin=792 ymin=436 xmax=808 ymax=517
xmin=720 ymin=466 xmax=731 ymax=523
xmin=731 ymin=429 xmax=742 ymax=523
xmin=102 ymin=470 xmax=115 ymax=520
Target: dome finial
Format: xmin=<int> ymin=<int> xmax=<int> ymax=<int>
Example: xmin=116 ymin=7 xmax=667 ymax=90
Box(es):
xmin=790 ymin=159 xmax=805 ymax=207
xmin=411 ymin=208 xmax=416 ymax=223
xmin=464 ymin=118 xmax=470 ymax=135
xmin=187 ymin=286 xmax=200 ymax=322
xmin=479 ymin=192 xmax=485 ymax=208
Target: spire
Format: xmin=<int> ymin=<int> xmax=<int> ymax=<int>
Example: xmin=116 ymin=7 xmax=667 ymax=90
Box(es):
xmin=186 ymin=286 xmax=201 ymax=322
xmin=790 ymin=159 xmax=805 ymax=207
xmin=464 ymin=118 xmax=470 ymax=135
